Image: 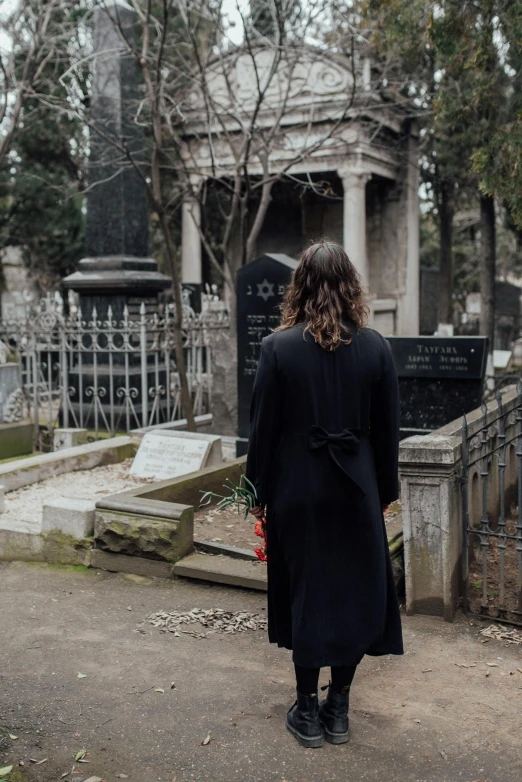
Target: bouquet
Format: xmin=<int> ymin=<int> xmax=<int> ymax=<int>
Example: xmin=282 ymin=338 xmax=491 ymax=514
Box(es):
xmin=200 ymin=474 xmax=267 ymax=562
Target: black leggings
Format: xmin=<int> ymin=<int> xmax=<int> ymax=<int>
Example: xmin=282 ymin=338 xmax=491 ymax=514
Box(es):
xmin=294 ymin=663 xmax=357 ymax=696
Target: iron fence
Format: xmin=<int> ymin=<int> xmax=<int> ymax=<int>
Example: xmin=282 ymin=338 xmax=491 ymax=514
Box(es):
xmin=0 ymin=296 xmax=229 ymax=449
xmin=461 ymin=385 xmax=522 ymax=627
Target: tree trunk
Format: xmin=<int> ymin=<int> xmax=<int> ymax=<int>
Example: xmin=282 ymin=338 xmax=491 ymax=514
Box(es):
xmin=438 ymin=180 xmax=454 ymax=326
xmin=479 ymin=194 xmax=496 ymax=356
xmin=159 ymin=211 xmax=196 ymax=431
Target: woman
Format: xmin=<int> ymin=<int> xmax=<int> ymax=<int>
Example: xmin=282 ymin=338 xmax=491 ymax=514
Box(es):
xmin=246 ymin=240 xmax=403 ymax=749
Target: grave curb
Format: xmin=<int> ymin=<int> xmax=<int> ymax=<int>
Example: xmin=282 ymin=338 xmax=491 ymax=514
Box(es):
xmin=0 ymin=436 xmax=138 ymax=492
xmin=91 ymin=548 xmax=175 ymax=578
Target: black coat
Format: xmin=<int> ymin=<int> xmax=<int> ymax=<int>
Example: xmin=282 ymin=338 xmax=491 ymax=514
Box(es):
xmin=246 ymin=323 xmax=404 ymax=668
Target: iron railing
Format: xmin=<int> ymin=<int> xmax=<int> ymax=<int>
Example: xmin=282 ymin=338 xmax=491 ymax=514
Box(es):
xmin=461 ymin=385 xmax=522 ymax=627
xmin=0 ymin=296 xmax=229 ymax=449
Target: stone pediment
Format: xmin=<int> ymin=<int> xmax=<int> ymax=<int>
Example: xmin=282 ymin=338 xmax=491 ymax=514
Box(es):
xmin=186 ymin=45 xmax=355 ymax=121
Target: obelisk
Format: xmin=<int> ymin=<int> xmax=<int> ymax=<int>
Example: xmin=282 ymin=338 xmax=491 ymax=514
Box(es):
xmin=63 ymin=0 xmax=170 ymax=321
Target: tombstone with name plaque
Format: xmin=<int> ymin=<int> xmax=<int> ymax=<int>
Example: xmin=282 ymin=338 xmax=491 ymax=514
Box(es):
xmin=236 ymin=253 xmax=298 ymax=443
xmin=130 ymin=430 xmax=223 ymax=480
xmin=387 ymin=336 xmax=488 ymax=435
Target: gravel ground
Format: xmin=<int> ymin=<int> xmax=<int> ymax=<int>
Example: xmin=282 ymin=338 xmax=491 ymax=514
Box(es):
xmin=1 ymin=459 xmax=153 ymax=530
xmin=1 ymin=562 xmax=522 ymax=782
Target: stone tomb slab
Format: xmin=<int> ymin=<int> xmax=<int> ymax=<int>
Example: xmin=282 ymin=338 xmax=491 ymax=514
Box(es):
xmin=130 ymin=430 xmax=222 ymax=481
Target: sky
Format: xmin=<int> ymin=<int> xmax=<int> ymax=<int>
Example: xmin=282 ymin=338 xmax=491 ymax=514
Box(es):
xmin=221 ymin=0 xmax=249 ymax=45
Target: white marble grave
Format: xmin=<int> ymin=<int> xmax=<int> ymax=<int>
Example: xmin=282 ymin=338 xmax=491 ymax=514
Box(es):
xmin=130 ymin=430 xmax=223 ymax=481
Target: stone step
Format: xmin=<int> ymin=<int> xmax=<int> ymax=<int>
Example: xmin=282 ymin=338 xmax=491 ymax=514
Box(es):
xmin=173 ymin=552 xmax=267 ymax=591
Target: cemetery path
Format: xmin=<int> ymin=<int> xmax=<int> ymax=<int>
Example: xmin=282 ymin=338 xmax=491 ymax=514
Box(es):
xmin=1 ymin=561 xmax=521 ymax=782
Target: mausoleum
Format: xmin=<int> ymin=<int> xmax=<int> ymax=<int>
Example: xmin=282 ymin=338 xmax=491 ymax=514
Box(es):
xmin=181 ymin=45 xmax=420 ymax=336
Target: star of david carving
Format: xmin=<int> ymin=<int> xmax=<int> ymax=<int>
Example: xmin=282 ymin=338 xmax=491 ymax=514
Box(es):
xmin=257 ymin=278 xmax=275 ymax=302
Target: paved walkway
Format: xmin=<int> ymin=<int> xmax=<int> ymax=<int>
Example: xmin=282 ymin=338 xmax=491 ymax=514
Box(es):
xmin=1 ymin=561 xmax=521 ymax=782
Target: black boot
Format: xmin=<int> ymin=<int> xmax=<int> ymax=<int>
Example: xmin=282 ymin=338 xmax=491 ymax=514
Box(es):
xmin=286 ymin=691 xmax=324 ymax=748
xmin=318 ymin=685 xmax=350 ymax=744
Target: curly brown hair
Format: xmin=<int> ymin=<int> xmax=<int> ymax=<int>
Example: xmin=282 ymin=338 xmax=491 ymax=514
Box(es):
xmin=276 ymin=240 xmax=368 ymax=350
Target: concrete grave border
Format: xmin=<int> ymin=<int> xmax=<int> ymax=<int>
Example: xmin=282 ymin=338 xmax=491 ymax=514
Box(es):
xmin=94 ymin=458 xmax=404 ymax=591
xmin=92 ymin=458 xmax=247 ymax=578
xmin=0 ymin=436 xmax=138 ymax=493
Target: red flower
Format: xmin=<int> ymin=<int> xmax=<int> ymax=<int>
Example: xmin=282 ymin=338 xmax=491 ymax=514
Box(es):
xmin=254 ymin=547 xmax=267 ymax=562
xmin=254 ymin=520 xmax=264 ymax=538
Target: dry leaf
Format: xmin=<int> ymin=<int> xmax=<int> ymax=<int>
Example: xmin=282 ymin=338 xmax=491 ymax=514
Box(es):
xmin=414 ymin=719 xmax=421 ymax=724
xmin=9 ymin=734 xmax=18 ymax=740
xmin=155 ymin=688 xmax=165 ymax=694
xmin=170 ymin=682 xmax=176 ymax=689
xmin=486 ymin=663 xmax=498 ymax=667
xmin=421 ymin=669 xmax=432 ymax=673
xmin=74 ymin=749 xmax=87 ymax=761
xmin=440 ymin=749 xmax=448 ymax=760
xmin=78 ymin=672 xmax=87 ymax=678
xmin=34 ymin=759 xmax=48 ymax=765
xmin=0 ymin=768 xmax=13 ymax=777
xmin=201 ymin=734 xmax=211 ymax=746
xmin=116 ymin=775 xmax=129 ymax=779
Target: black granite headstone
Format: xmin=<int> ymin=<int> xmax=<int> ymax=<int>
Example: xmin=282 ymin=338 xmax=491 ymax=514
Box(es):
xmin=236 ymin=253 xmax=298 ymax=444
xmin=61 ymin=1 xmax=171 ymax=426
xmin=387 ymin=336 xmax=488 ymax=435
xmin=63 ymin=0 xmax=170 ymax=325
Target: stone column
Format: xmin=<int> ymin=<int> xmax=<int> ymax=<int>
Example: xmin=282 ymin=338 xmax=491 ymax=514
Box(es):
xmin=180 ymin=195 xmax=203 ymax=311
xmin=339 ymin=169 xmax=371 ymax=290
xmin=181 ymin=196 xmax=202 ymax=286
xmin=399 ymin=433 xmax=462 ymax=621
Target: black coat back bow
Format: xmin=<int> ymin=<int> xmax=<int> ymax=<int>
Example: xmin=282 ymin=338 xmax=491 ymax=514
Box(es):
xmin=308 ymin=425 xmax=366 ymax=500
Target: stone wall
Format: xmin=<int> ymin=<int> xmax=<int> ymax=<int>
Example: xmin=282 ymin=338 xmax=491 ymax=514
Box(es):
xmin=399 ymin=385 xmax=520 ymax=621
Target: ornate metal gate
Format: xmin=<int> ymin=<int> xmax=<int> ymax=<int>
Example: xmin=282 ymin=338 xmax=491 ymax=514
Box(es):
xmin=0 ymin=296 xmax=229 ymax=449
xmin=461 ymin=385 xmax=522 ymax=627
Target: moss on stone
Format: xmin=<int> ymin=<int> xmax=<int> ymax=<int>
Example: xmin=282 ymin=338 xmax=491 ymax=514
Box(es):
xmin=95 ymin=509 xmax=187 ymax=562
xmin=43 ymin=530 xmax=91 ymax=567
xmin=46 ymin=563 xmax=92 ymax=573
